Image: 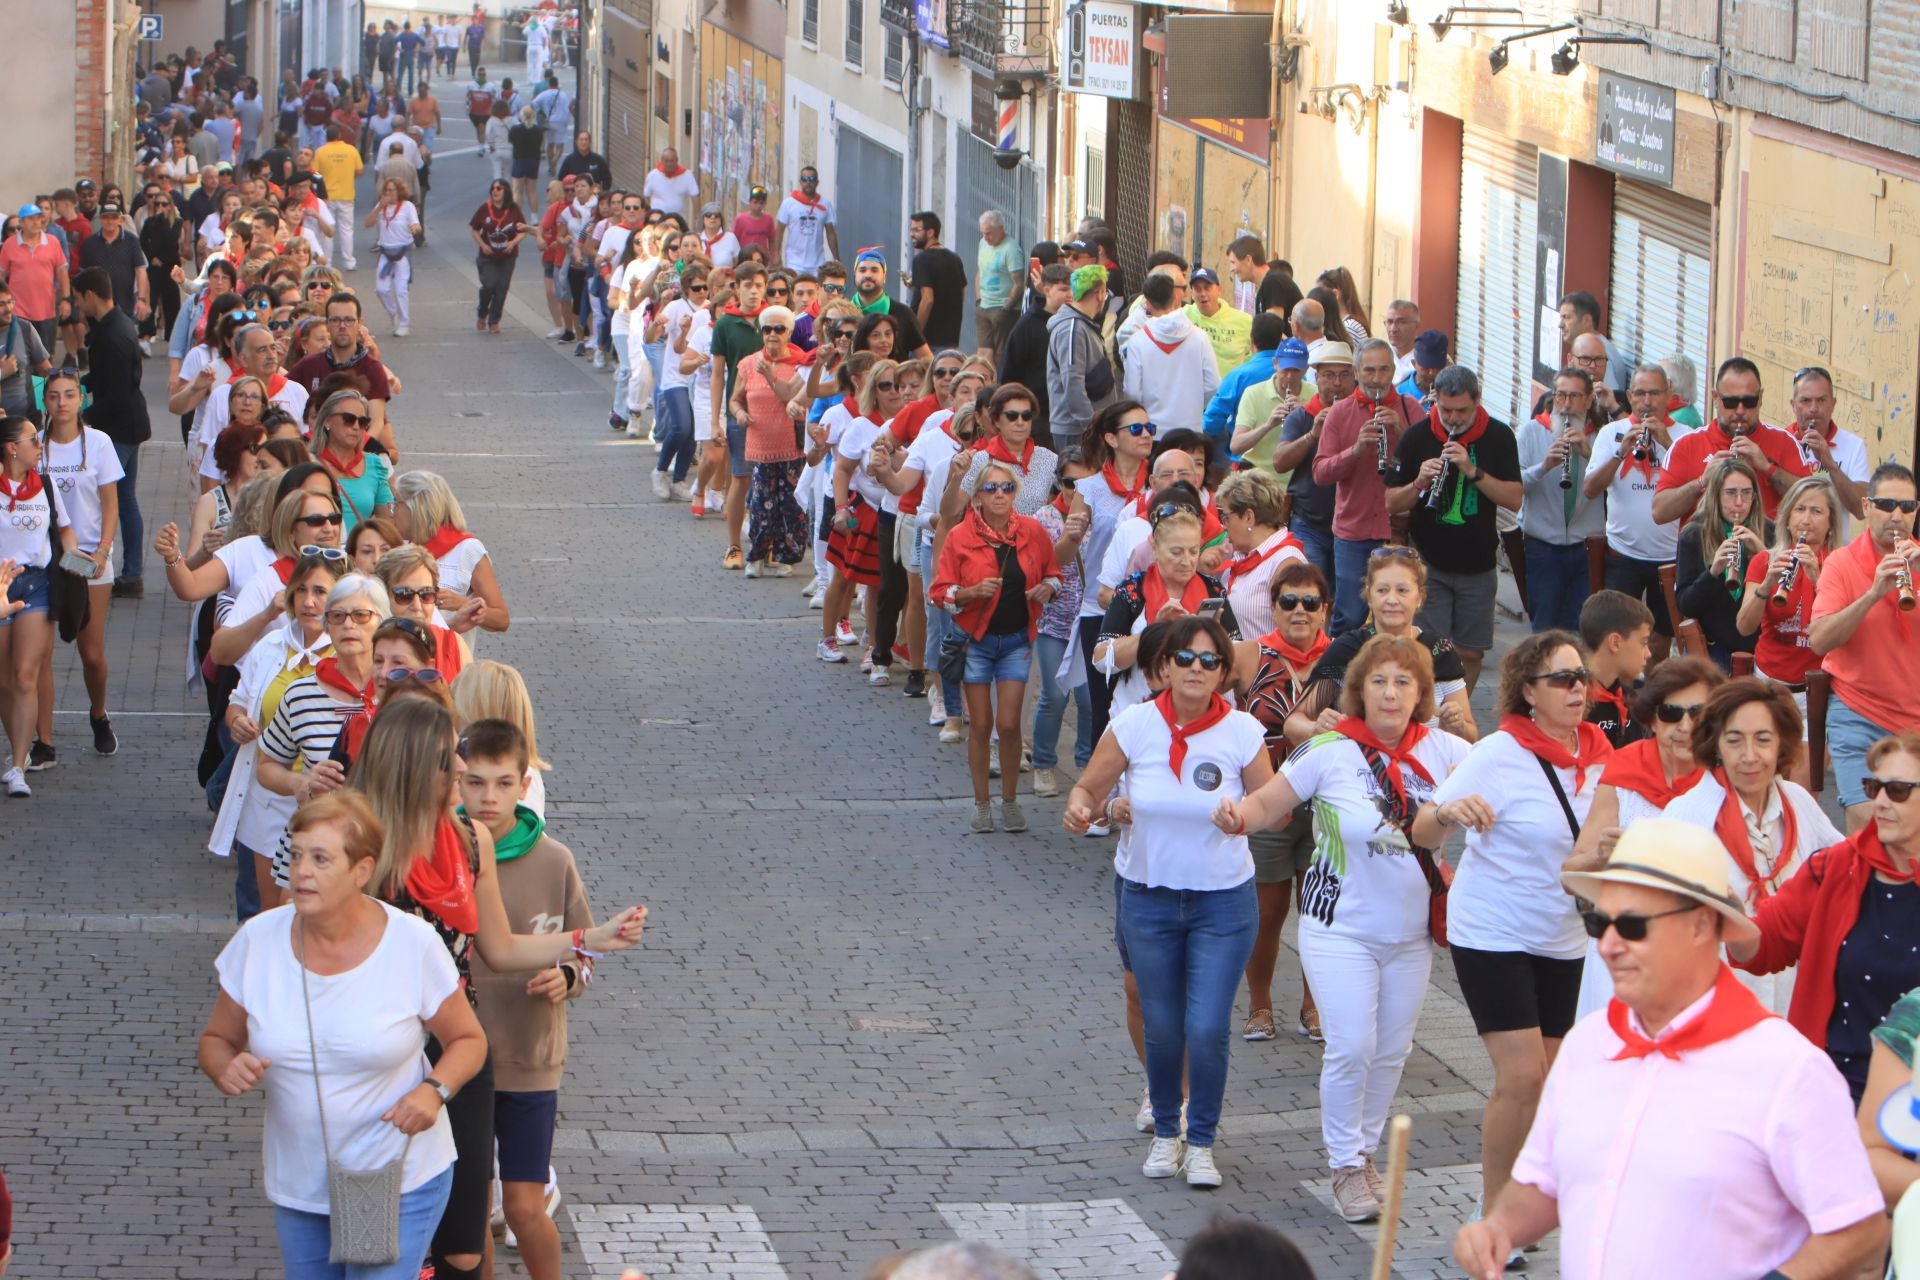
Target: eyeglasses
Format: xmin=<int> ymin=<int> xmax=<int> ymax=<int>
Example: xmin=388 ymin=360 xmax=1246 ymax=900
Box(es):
xmin=1529 ymin=667 xmax=1590 ymax=690
xmin=1169 ymin=649 xmax=1225 ymax=671
xmin=1720 ymin=394 xmax=1761 ymax=409
xmin=978 ymin=481 xmax=1018 ymax=495
xmin=873 ymin=380 xmax=897 ymax=392
xmin=296 ymin=512 xmax=345 ymax=528
xmin=1864 ymin=777 xmax=1920 ymax=804
xmin=1654 ymin=701 xmax=1705 ymax=724
xmin=1276 ymin=593 xmax=1324 ymax=612
xmin=1122 ymin=421 xmax=1157 ymax=437
xmin=1868 ymin=497 xmax=1920 ymax=514
xmin=1000 ymin=409 xmax=1034 ymax=422
xmin=1581 ymin=903 xmax=1702 ymax=942
xmin=822 ymin=283 xmax=845 ymax=295
xmin=325 ymin=314 xmax=357 ymax=325
xmin=388 ymin=585 xmax=438 ymax=604
xmin=324 ymin=607 xmax=380 ymax=625
xmin=331 ymin=412 xmax=374 ymax=428
xmin=383 ymin=667 xmax=444 ymax=684
xmin=1573 ymin=353 xmax=1608 ymax=366
xmin=760 ymin=324 xmax=789 ymax=334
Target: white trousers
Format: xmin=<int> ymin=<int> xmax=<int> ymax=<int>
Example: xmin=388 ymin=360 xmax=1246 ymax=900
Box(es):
xmin=328 ymin=199 xmax=356 ymax=269
xmin=1299 ymin=926 xmax=1432 ymax=1170
xmin=374 ymin=252 xmax=412 ymax=328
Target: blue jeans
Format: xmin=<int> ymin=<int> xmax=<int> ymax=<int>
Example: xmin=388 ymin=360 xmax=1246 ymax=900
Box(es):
xmin=610 ymin=336 xmax=630 ymax=419
xmin=964 ymin=631 xmax=1032 ymax=685
xmin=114 ymin=441 xmax=144 ymax=583
xmin=643 ymin=338 xmax=667 ymax=438
xmin=233 ymin=835 xmax=263 ymax=923
xmin=1289 ymin=516 xmax=1335 ymax=589
xmin=1120 ymin=877 xmax=1259 ymax=1148
xmin=920 ymin=535 xmax=963 ymax=718
xmin=1828 ymin=692 xmax=1893 ymax=810
xmin=1030 ymin=631 xmax=1087 ymax=770
xmin=1523 ymin=536 xmax=1591 ymax=634
xmin=273 ymin=1163 xmax=452 ymax=1280
xmin=1331 ymin=536 xmax=1382 ymax=635
xmin=656 ymin=387 xmax=695 ymax=481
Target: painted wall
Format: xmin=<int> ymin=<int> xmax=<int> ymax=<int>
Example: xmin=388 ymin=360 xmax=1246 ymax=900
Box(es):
xmin=150 ymin=0 xmax=226 ymax=60
xmin=780 ymin=0 xmax=910 ymax=203
xmin=13 ymin=3 xmax=81 ymax=192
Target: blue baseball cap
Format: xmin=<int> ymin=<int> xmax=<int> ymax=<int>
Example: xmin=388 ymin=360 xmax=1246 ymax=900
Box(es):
xmin=1414 ymin=328 xmax=1450 ymax=370
xmin=16 ymin=203 xmax=42 ymax=218
xmin=1275 ymin=337 xmax=1310 ymax=371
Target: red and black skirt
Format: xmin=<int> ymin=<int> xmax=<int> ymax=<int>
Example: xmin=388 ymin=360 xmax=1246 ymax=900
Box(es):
xmin=826 ymin=495 xmax=882 ymax=587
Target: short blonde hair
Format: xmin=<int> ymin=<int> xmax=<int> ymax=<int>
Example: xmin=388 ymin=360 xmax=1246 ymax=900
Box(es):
xmin=374 ymin=543 xmax=440 ymax=589
xmin=269 ymin=488 xmax=341 ymax=558
xmin=1216 ymin=469 xmax=1287 ymax=529
xmin=393 ymin=470 xmax=466 ymax=540
xmin=452 ymin=660 xmax=550 ymax=771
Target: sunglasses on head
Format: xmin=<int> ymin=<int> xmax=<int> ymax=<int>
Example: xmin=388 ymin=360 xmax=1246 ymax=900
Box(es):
xmin=1530 ymin=667 xmax=1589 ymax=690
xmin=1169 ymin=648 xmax=1225 ymax=671
xmin=296 ymin=512 xmax=345 ymax=528
xmin=1869 ymin=496 xmax=1920 ymax=514
xmin=1276 ymin=593 xmax=1323 ymax=613
xmin=1720 ymin=394 xmax=1761 ymax=409
xmin=977 ymin=481 xmax=1018 ymax=495
xmin=388 ymin=585 xmax=438 ymax=604
xmin=298 ymin=545 xmax=348 ymax=562
xmin=1000 ymin=409 xmax=1034 ymax=422
xmin=383 ymin=667 xmax=444 ymax=684
xmin=1655 ymin=701 xmax=1705 ymax=724
xmin=1865 ymin=777 xmax=1920 ymax=803
xmin=1581 ymin=903 xmax=1702 ymax=942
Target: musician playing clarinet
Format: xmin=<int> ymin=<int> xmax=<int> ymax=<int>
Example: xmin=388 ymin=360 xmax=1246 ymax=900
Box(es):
xmin=1514 ymin=367 xmax=1607 ymax=632
xmin=1311 ymin=339 xmax=1424 ymax=636
xmin=1810 ymin=462 xmax=1920 ymax=833
xmin=1387 ymin=363 xmax=1521 ymax=693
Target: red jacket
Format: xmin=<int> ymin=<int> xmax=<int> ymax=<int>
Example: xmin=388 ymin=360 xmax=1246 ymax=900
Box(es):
xmin=1736 ymin=835 xmax=1876 ymax=1048
xmin=930 ymin=509 xmax=1060 ymax=641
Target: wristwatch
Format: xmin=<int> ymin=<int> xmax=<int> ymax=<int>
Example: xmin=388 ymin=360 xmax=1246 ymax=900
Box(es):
xmin=422 ymin=1076 xmax=453 ymax=1105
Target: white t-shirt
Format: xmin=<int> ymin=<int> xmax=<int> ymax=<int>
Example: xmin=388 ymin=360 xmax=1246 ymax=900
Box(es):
xmin=38 ymin=428 xmax=125 ymax=554
xmin=1433 ymin=729 xmax=1601 ymax=960
xmin=213 ymin=533 xmax=277 ymax=600
xmin=1590 ymin=419 xmax=1697 ymax=562
xmin=435 ymin=535 xmax=488 ymax=596
xmin=178 ymin=346 xmax=229 ymax=445
xmin=0 ymin=475 xmax=63 ymax=569
xmin=610 ymin=258 xmax=648 ymax=339
xmin=1281 ymin=729 xmax=1470 ymax=943
xmin=903 ymin=415 xmax=961 ymax=529
xmin=198 ymin=213 xmax=229 ymax=251
xmin=776 ymin=195 xmax=834 ymax=274
xmin=837 ymin=416 xmax=891 ymax=509
xmin=1099 ymin=513 xmax=1153 ymax=593
xmin=214 ymin=902 xmax=459 ymax=1212
xmin=642 ymin=167 xmax=702 ymax=221
xmin=658 ymin=300 xmax=701 ymax=391
xmin=697 ymin=230 xmax=740 ymax=270
xmin=688 ymin=321 xmax=716 ymax=440
xmin=596 ymin=224 xmax=634 ymax=273
xmin=199 ymin=379 xmax=310 ymax=480
xmin=1108 ymin=700 xmax=1265 ymax=890
xmin=371 ymin=200 xmax=421 ymax=250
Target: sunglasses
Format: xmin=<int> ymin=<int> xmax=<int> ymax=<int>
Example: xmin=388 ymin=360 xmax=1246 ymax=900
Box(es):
xmin=1720 ymin=394 xmax=1761 ymax=409
xmin=388 ymin=585 xmax=438 ymax=604
xmin=1371 ymin=544 xmax=1421 ymax=561
xmin=873 ymin=380 xmax=897 ymax=392
xmin=1276 ymin=593 xmax=1323 ymax=612
xmin=232 ymin=309 xmax=260 ymax=321
xmin=296 ymin=512 xmax=345 ymax=528
xmin=1123 ymin=421 xmax=1157 ymax=437
xmin=298 ymin=545 xmax=348 ymax=562
xmin=383 ymin=667 xmax=444 ymax=684
xmin=766 ymin=287 xmax=790 ymax=297
xmin=822 ymin=283 xmax=846 ymax=295
xmin=1869 ymin=497 xmax=1920 ymax=514
xmin=268 ymin=320 xmax=292 ymax=331
xmin=1169 ymin=649 xmax=1225 ymax=671
xmin=1654 ymin=701 xmax=1706 ymax=724
xmin=1864 ymin=777 xmax=1920 ymax=804
xmin=687 ymin=282 xmax=709 ymax=292
xmin=1528 ymin=667 xmax=1590 ymax=690
xmin=1795 ymin=366 xmax=1833 ymax=385
xmin=332 ymin=412 xmax=374 ymax=428
xmin=1581 ymin=903 xmax=1701 ymax=942
xmin=308 ymin=280 xmax=333 ymax=289
xmin=760 ymin=324 xmax=789 ymax=334
xmin=1000 ymin=409 xmax=1034 ymax=422
xmin=933 ymin=367 xmax=960 ymax=379
xmin=978 ymin=481 xmax=1019 ymax=495
xmin=324 ymin=607 xmax=379 ymax=625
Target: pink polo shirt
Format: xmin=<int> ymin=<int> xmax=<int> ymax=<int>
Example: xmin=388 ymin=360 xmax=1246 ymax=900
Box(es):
xmin=1513 ymin=975 xmax=1881 ymax=1280
xmin=0 ymin=233 xmax=68 ymax=321
xmin=1310 ymin=391 xmax=1423 ymax=542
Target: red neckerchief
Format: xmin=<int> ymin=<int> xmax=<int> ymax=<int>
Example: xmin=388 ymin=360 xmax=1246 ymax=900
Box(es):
xmin=1599 ymin=738 xmax=1703 ymax=809
xmin=1711 ymin=767 xmax=1799 ymax=906
xmin=270 ymin=555 xmax=298 ymax=585
xmin=424 ymin=525 xmax=475 ymax=559
xmin=1154 ymin=690 xmax=1232 ymax=780
xmin=1223 ymin=531 xmax=1302 ymax=591
xmin=970 ymin=507 xmax=1019 ymax=548
xmin=983 ymin=434 xmax=1036 ymax=475
xmin=312 ymin=655 xmax=371 ymax=706
xmin=1335 ymin=716 xmax=1434 ymax=809
xmin=787 ymin=189 xmax=825 ymax=209
xmin=1258 ymin=626 xmax=1329 ymax=674
xmin=1100 ymin=460 xmax=1146 ymax=503
xmin=232 ymin=370 xmax=289 ymax=400
xmin=1500 ymin=714 xmax=1613 ymax=791
xmin=701 ymin=230 xmax=726 ymax=256
xmin=1620 ymin=412 xmax=1673 ymax=483
xmin=1140 ymin=564 xmax=1208 ymax=622
xmin=1808 ymin=419 xmax=1838 ymax=445
xmin=1608 ymin=965 xmax=1773 ymax=1061
xmin=1145 ymin=332 xmax=1183 ymax=356
xmin=656 ymin=161 xmax=687 ymax=179
xmin=1666 ymin=393 xmax=1687 ymax=415
xmin=722 ymin=302 xmax=765 ymax=319
xmin=478 ymin=201 xmax=516 ymax=237
xmin=0 ymin=470 xmax=43 ymax=512
xmin=1589 ymin=679 xmax=1630 ymax=731
xmin=405 ymin=816 xmax=480 ymax=936
xmin=1840 ymin=532 xmax=1915 ymax=643
xmin=1429 ymin=404 xmax=1490 ymax=448
xmin=320 ymin=446 xmax=365 ymax=479
xmin=1301 ymin=394 xmax=1325 ymax=417
xmin=1852 ymin=821 xmax=1919 ymax=883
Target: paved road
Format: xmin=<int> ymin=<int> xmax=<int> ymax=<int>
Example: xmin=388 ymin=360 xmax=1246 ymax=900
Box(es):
xmin=0 ymin=78 xmax=1558 ymax=1279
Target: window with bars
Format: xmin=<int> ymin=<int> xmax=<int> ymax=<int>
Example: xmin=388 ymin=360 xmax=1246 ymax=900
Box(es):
xmin=802 ymin=0 xmax=819 ymax=48
xmin=845 ymin=0 xmax=865 ymax=69
xmin=884 ymin=28 xmax=906 ymax=83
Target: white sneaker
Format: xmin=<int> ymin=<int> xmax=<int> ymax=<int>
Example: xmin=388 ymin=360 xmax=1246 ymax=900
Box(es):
xmin=989 ymin=742 xmax=1001 ymax=777
xmin=671 ymin=481 xmax=695 ymax=502
xmin=1142 ymin=1136 xmax=1186 ymax=1179
xmin=3 ymin=767 xmax=29 ymax=798
xmin=394 ymin=325 xmax=410 ymax=337
xmin=545 ymin=327 xmax=566 ymax=339
xmin=817 ymin=640 xmax=847 ymax=664
xmin=769 ymin=562 xmax=795 ymax=577
xmin=706 ymin=490 xmax=725 ymax=512
xmin=1134 ymin=1089 xmax=1154 ymax=1133
xmin=1183 ymin=1145 xmax=1223 ymax=1189
xmin=929 ymin=700 xmax=946 ymax=726
xmin=138 ymin=338 xmax=153 ymax=356
xmin=650 ymin=471 xmax=671 ymax=499
xmin=626 ymin=421 xmax=642 ymax=438
xmin=836 ymin=620 xmax=856 ymax=646
xmin=868 ymin=666 xmax=891 ymax=686
xmin=743 ymin=560 xmax=763 ymax=578
xmin=1032 ymin=768 xmax=1060 ymax=797
xmin=808 ymin=593 xmax=824 ymax=610
xmin=939 ymin=718 xmax=964 ymax=743
xmin=592 ymin=350 xmax=607 ymax=369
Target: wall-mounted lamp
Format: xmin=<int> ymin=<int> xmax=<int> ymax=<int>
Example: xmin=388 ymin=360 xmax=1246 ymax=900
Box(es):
xmin=1430 ymin=6 xmax=1523 ymax=41
xmin=1548 ymin=34 xmax=1654 ymax=75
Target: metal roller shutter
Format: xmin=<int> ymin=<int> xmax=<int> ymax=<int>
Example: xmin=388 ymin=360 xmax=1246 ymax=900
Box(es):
xmin=1109 ymin=98 xmax=1154 ymax=289
xmin=955 ymin=125 xmax=1040 ymax=348
xmin=606 ymin=74 xmax=650 ymax=193
xmin=1609 ymin=183 xmax=1712 ymax=419
xmin=1457 ymin=127 xmax=1539 ymax=431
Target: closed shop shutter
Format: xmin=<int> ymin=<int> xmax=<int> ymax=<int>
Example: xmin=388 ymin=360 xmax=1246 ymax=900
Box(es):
xmin=1609 ymin=183 xmax=1712 ymax=419
xmin=606 ymin=72 xmax=650 ymax=192
xmin=1109 ymin=98 xmax=1155 ymax=289
xmin=1456 ymin=126 xmax=1539 ymax=431
xmin=955 ymin=126 xmax=1040 ymax=348
xmin=835 ymin=126 xmax=905 ymax=284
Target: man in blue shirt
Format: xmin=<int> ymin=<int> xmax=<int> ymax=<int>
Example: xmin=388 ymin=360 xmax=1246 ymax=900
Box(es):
xmin=1203 ymin=311 xmax=1287 ymax=453
xmin=1396 ymin=328 xmax=1449 ymax=410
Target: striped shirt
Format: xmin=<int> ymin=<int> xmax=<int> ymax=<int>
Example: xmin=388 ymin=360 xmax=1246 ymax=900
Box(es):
xmin=258 ymin=675 xmax=361 ymax=770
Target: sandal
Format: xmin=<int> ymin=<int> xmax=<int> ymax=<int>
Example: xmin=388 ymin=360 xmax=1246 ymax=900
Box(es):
xmin=1296 ymin=1005 xmax=1324 ymax=1043
xmin=1243 ymin=1009 xmax=1277 ymax=1041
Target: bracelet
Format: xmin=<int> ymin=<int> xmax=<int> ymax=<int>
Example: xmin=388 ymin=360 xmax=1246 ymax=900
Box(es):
xmin=570 ymin=926 xmax=602 ymax=961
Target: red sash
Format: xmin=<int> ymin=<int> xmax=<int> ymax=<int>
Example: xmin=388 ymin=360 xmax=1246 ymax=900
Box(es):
xmin=1598 ymin=739 xmax=1702 ymax=809
xmin=405 ymin=817 xmax=480 ymax=936
xmin=1334 ymin=716 xmax=1433 ymax=808
xmin=1711 ymin=768 xmax=1799 ymax=906
xmin=424 ymin=525 xmax=475 ymax=559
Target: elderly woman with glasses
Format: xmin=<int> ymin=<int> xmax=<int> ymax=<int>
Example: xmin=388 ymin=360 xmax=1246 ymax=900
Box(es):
xmin=393 ymin=470 xmax=510 ymax=634
xmin=310 ymin=388 xmax=394 ymax=536
xmin=375 ymin=544 xmax=478 ymax=678
xmin=1095 ymin=507 xmax=1238 ymax=720
xmin=206 ymin=487 xmax=349 ymax=666
xmin=725 ymin=304 xmax=810 ymax=577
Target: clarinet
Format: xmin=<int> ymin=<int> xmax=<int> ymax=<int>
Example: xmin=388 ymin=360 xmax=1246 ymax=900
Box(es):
xmin=1556 ymin=411 xmax=1575 ymax=489
xmin=1424 ymin=450 xmax=1451 ymax=511
xmin=1898 ymin=539 xmax=1919 ymax=612
xmin=1772 ymin=533 xmax=1806 ymax=608
xmin=1376 ymin=414 xmax=1392 ymax=474
xmin=1629 ymin=417 xmax=1651 ymax=462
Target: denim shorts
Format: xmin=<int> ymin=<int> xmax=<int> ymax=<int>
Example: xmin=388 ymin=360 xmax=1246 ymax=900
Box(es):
xmin=1 ymin=563 xmax=50 ymax=624
xmin=964 ymin=630 xmax=1031 ymax=684
xmin=725 ymin=419 xmax=751 ymax=478
xmin=494 ymin=1089 xmax=559 ymax=1183
xmin=1828 ymin=692 xmax=1893 ymax=809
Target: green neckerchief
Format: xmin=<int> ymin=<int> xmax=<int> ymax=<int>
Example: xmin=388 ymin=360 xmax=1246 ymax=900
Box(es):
xmin=856 ymin=290 xmax=890 ymax=316
xmin=1440 ymin=443 xmax=1481 ymax=525
xmin=455 ymin=802 xmax=545 ymax=862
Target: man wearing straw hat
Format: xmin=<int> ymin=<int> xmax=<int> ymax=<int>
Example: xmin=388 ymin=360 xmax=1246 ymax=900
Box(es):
xmin=1453 ymin=819 xmax=1886 ymax=1280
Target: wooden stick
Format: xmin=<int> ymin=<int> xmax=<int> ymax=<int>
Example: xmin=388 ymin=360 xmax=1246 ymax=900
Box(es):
xmin=1370 ymin=1114 xmax=1414 ymax=1280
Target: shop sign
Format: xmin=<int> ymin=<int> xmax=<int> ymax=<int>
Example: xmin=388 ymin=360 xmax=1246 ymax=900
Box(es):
xmin=1596 ymin=71 xmax=1676 ymax=188
xmin=1064 ymin=1 xmax=1136 ymax=99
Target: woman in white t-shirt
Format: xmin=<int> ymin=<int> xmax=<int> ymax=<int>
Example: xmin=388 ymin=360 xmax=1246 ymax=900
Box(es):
xmin=684 ymin=303 xmax=719 ymax=513
xmin=1064 ymin=615 xmax=1271 ymax=1192
xmin=199 ymin=790 xmax=486 ymax=1277
xmin=33 ymin=372 xmax=125 ymax=761
xmin=393 ymin=469 xmax=510 ymax=633
xmin=1215 ymin=633 xmax=1470 ymax=1223
xmin=695 ymin=204 xmax=740 ymax=270
xmin=607 ymin=228 xmax=655 ymax=437
xmin=364 ymin=179 xmax=422 ymax=336
xmin=652 ymin=268 xmax=708 ymax=504
xmin=0 ymin=418 xmax=72 ymax=796
xmin=1410 ymin=629 xmax=1614 ymax=1222
xmin=820 ymin=358 xmax=906 ymax=666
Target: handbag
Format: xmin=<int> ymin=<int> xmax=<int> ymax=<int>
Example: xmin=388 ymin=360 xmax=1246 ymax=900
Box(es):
xmin=40 ymin=453 xmax=92 ymax=643
xmin=296 ymin=917 xmax=411 ymax=1265
xmin=1358 ymin=744 xmax=1452 ymax=947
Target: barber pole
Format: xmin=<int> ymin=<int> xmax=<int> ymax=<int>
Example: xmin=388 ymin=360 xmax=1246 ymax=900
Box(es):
xmin=998 ymin=98 xmax=1018 ymax=152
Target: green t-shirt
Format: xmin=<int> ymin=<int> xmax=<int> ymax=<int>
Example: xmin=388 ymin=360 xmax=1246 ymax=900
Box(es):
xmin=1234 ymin=376 xmax=1317 ymax=476
xmin=1184 ymin=302 xmax=1253 ymax=376
xmin=976 ymin=237 xmax=1023 ymax=310
xmin=1872 ymin=986 xmax=1920 ymax=1066
xmin=711 ymin=311 xmax=763 ymax=420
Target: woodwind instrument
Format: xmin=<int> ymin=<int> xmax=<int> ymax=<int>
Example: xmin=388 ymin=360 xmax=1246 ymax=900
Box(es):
xmin=1375 ymin=409 xmax=1392 ymax=474
xmin=1772 ymin=533 xmax=1807 ymax=607
xmin=1725 ymin=525 xmax=1747 ymax=591
xmin=1424 ymin=448 xmax=1451 ymax=511
xmin=1898 ymin=538 xmax=1918 ymax=611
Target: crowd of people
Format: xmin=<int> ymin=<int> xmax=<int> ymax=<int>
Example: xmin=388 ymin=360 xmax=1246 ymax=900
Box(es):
xmin=14 ymin=44 xmax=1920 ymax=1277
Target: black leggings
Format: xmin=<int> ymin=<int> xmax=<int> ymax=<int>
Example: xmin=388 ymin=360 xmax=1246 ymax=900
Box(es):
xmin=872 ymin=511 xmax=907 ymax=669
xmin=1077 ymin=614 xmax=1114 ymax=745
xmin=426 ymin=1038 xmax=494 ymax=1263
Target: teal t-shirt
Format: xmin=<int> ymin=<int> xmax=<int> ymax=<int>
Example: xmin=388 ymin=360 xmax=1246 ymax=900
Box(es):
xmin=334 ymin=452 xmax=394 ymax=537
xmin=977 ymin=237 xmax=1023 ymax=310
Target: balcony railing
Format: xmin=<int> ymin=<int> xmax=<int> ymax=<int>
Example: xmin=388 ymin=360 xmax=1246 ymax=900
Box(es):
xmin=878 ymin=0 xmax=916 ymax=38
xmin=950 ymin=0 xmax=1053 ymax=79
